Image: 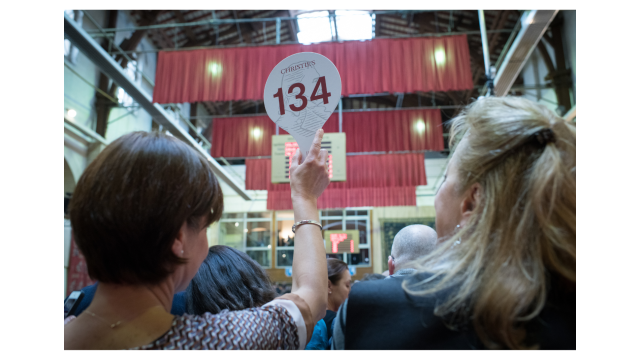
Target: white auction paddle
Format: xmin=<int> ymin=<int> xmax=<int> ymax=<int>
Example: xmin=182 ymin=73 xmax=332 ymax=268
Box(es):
xmin=263 ymin=52 xmax=342 ymax=161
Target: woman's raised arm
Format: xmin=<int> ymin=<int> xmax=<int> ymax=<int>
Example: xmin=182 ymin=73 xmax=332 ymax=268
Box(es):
xmin=288 ymin=129 xmax=331 ymax=323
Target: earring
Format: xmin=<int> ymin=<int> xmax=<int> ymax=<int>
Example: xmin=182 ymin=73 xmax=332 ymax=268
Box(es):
xmin=454 ymin=225 xmax=461 ymax=246
xmin=329 ymin=291 xmax=332 ymax=294
xmin=181 ymin=250 xmax=184 ymax=254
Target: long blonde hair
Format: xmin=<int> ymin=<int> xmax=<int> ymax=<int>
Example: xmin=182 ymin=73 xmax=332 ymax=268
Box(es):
xmin=404 ymin=97 xmax=576 ymax=349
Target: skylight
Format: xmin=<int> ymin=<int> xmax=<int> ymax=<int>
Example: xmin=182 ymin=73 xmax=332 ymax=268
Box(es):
xmin=296 ymin=11 xmax=333 ymax=45
xmin=296 ymin=10 xmax=374 ymax=45
xmin=335 ymin=10 xmax=374 ymax=41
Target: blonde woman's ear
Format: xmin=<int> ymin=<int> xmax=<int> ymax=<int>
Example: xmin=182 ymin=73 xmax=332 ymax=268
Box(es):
xmin=460 ymin=183 xmax=482 ymax=224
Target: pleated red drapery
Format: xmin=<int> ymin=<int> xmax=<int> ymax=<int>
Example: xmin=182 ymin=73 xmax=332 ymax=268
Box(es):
xmin=246 ymin=153 xmax=427 ymax=210
xmin=211 ymin=108 xmax=443 ymax=158
xmin=339 ymin=109 xmax=444 ymax=153
xmin=210 ymin=116 xmax=275 ymax=158
xmin=153 ymin=36 xmax=473 ymax=104
xmin=244 ymin=155 xmax=271 ymax=191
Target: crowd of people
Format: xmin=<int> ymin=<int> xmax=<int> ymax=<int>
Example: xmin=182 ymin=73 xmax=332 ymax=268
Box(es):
xmin=63 ymin=97 xmax=576 ymax=350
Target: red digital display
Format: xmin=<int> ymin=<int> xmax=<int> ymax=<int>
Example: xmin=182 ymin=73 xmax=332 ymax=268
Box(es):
xmin=324 ymin=230 xmax=359 ymax=254
xmin=285 ymin=142 xmax=298 ymax=158
xmin=330 ymin=233 xmax=354 ymax=253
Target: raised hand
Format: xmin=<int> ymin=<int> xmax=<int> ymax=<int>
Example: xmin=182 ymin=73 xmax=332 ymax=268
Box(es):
xmin=289 ymin=129 xmax=331 ymax=202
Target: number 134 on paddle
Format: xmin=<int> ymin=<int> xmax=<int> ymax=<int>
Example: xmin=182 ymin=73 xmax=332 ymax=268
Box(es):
xmin=263 ymin=53 xmax=342 ymax=160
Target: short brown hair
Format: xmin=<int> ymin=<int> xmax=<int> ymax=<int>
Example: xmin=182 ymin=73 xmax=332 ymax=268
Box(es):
xmin=327 ymin=258 xmax=348 ymax=285
xmin=69 ymin=131 xmax=224 ymax=285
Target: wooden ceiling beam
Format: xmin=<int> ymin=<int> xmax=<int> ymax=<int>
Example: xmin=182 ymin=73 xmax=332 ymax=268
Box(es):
xmin=157 ymin=15 xmax=178 ymax=24
xmin=116 ymin=11 xmax=161 ymax=65
xmin=173 ymin=11 xmax=198 ymax=44
xmin=231 ymin=10 xmax=254 ymax=44
xmin=163 ymin=21 xmax=232 ymax=39
xmin=179 ymin=10 xmax=200 ymax=19
xmin=487 ymin=10 xmax=512 ymax=54
xmin=201 ymin=101 xmax=216 ymax=115
xmin=213 ymin=102 xmax=228 ymax=116
xmin=285 ymin=10 xmax=299 ymax=43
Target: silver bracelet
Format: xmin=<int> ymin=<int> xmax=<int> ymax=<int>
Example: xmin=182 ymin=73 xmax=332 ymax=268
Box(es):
xmin=292 ymin=220 xmax=323 ymax=234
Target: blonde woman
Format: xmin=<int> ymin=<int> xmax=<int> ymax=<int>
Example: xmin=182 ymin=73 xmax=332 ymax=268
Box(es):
xmin=332 ymin=97 xmax=576 ymax=350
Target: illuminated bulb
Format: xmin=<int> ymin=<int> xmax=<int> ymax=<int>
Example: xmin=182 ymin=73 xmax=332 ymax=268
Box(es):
xmin=415 ymin=120 xmax=426 ymax=133
xmin=282 ymin=254 xmax=287 ymax=258
xmin=268 ymin=245 xmax=271 ymax=249
xmin=209 ymin=62 xmax=222 ymax=76
xmin=435 ymin=49 xmax=446 ymax=65
xmin=67 ymin=109 xmax=76 ymax=118
xmin=244 ymin=229 xmax=248 ymax=233
xmin=234 ymin=222 xmax=239 ymax=227
xmin=252 ymin=128 xmax=262 ymax=139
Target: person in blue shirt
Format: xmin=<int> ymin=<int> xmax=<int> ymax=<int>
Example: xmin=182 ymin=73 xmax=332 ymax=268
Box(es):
xmin=305 ymin=258 xmax=351 ymax=350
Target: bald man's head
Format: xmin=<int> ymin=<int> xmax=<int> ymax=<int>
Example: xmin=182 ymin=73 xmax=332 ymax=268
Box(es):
xmin=390 ymin=225 xmax=438 ymax=271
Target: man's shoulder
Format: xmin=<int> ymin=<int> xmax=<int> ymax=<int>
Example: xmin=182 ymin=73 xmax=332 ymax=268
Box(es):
xmin=349 ymin=276 xmax=406 ymax=306
xmin=384 ymin=268 xmax=418 ymax=279
xmin=349 ymin=271 xmax=452 ymax=309
xmin=354 ymin=275 xmax=403 ymax=288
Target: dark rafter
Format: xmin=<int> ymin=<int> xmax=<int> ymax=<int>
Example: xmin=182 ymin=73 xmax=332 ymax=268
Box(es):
xmin=94 ymin=10 xmax=119 ymax=137
xmin=173 ymin=11 xmax=198 ymax=45
xmin=95 ymin=10 xmax=162 ymax=137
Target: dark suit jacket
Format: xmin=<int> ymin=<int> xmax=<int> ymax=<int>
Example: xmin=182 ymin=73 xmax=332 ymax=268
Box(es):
xmin=335 ymin=273 xmax=576 ymax=350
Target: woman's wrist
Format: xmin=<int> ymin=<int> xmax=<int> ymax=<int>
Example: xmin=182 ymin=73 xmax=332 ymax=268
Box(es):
xmin=291 ymin=191 xmax=318 ymax=203
xmin=292 ymin=197 xmax=319 ymax=222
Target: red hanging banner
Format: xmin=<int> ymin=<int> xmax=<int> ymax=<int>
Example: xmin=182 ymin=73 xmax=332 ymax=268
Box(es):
xmin=212 ymin=108 xmax=443 ymax=158
xmin=153 ymin=36 xmax=473 ymax=104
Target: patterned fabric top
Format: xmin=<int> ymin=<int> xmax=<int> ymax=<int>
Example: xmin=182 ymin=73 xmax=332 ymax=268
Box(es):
xmin=132 ymin=303 xmax=299 ymax=350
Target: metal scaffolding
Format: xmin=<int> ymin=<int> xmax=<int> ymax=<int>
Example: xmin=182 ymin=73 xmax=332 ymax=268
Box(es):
xmin=64 ymin=12 xmax=253 ymax=200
